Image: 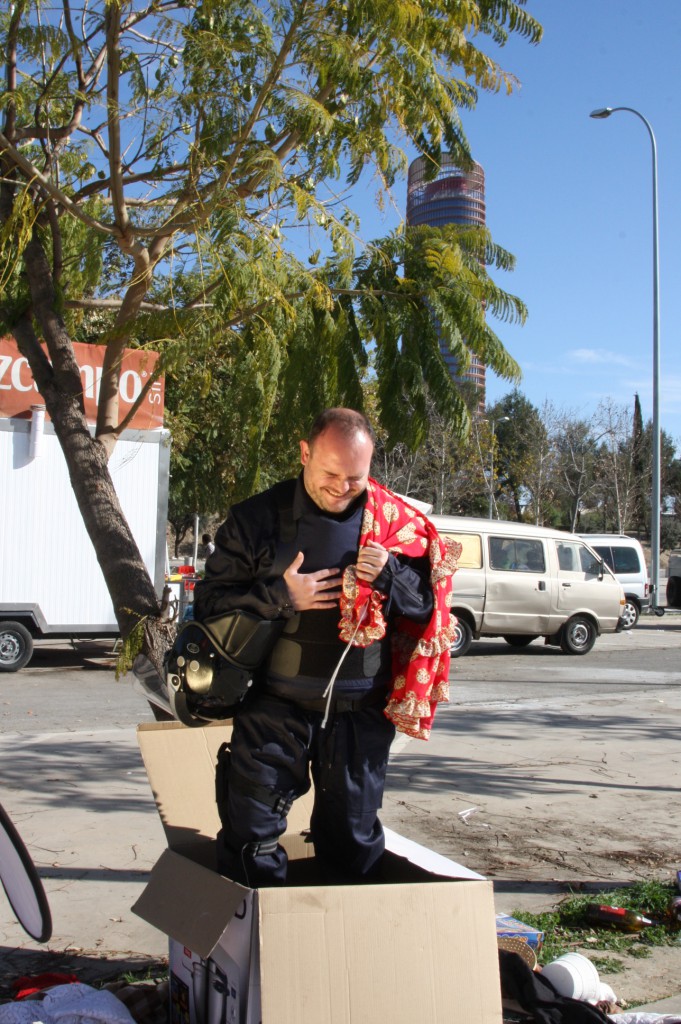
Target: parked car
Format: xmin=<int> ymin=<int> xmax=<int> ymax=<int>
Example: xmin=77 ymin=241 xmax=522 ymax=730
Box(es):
xmin=577 ymin=534 xmax=650 ymax=628
xmin=431 ymin=516 xmax=626 ymax=656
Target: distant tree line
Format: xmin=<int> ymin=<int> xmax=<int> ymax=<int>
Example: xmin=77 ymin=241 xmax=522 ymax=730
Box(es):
xmin=168 ymin=376 xmax=681 ymax=554
xmin=374 ymin=389 xmax=681 ymax=550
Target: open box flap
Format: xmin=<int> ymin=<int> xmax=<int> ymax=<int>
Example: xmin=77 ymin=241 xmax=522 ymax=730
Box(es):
xmin=383 ymin=826 xmax=486 ymax=880
xmin=132 ymin=848 xmax=250 ymax=959
xmin=137 ymin=721 xmax=314 ymax=849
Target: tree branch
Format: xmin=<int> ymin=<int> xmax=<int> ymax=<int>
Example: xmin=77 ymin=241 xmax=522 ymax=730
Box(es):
xmin=0 ymin=130 xmax=117 ymax=235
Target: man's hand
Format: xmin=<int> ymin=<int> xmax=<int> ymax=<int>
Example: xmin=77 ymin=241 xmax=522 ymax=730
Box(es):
xmin=356 ymin=539 xmax=389 ymax=584
xmin=283 ymin=551 xmax=343 ymax=611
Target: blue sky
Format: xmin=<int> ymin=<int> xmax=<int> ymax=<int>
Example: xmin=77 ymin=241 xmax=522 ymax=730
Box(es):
xmin=353 ymin=1 xmax=681 ymax=448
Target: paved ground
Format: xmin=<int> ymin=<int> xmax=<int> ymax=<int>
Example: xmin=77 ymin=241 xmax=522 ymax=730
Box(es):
xmin=383 ymin=613 xmax=681 ymax=1013
xmin=0 ymin=615 xmax=680 ymax=1016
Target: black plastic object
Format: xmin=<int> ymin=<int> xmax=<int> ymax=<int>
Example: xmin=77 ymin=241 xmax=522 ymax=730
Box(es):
xmin=166 ymin=611 xmax=286 ymax=726
xmin=0 ymin=801 xmax=52 ymax=942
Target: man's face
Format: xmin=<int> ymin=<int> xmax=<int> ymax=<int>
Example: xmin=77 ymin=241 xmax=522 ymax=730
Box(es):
xmin=300 ymin=426 xmax=373 ymax=514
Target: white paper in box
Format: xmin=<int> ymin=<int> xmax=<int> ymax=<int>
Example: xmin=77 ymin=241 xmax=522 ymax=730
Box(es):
xmin=133 ymin=721 xmax=502 ymax=1024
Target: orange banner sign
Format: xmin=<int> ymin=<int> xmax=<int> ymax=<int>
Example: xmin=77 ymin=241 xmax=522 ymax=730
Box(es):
xmin=0 ymin=337 xmax=165 ymax=430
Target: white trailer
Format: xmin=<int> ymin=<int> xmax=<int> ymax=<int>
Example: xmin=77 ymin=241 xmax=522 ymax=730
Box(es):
xmin=668 ymin=550 xmax=681 ymax=608
xmin=0 ymin=415 xmax=170 ymax=670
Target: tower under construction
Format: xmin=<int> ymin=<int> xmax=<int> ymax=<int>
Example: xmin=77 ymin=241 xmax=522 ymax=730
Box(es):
xmin=406 ymin=154 xmax=487 ymax=400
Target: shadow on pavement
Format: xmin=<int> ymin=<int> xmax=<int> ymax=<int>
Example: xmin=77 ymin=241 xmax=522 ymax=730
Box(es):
xmin=30 ymin=642 xmax=119 ymax=671
xmin=2 ymin=736 xmax=149 ymax=815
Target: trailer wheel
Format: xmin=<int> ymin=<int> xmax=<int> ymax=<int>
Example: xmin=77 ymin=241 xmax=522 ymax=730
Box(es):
xmin=0 ymin=622 xmax=34 ymax=672
xmin=667 ymin=576 xmax=681 ymax=608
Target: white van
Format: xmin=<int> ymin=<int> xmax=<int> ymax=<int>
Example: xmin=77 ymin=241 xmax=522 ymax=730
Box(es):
xmin=431 ymin=516 xmax=626 ymax=657
xmin=577 ymin=534 xmax=650 ymax=628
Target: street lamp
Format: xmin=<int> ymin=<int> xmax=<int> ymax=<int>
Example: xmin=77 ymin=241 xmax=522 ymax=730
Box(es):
xmin=487 ymin=416 xmax=510 ymax=519
xmin=590 ymin=106 xmax=661 ymax=611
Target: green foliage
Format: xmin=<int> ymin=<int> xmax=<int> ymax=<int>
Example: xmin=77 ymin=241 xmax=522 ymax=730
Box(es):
xmin=0 ymin=0 xmax=544 ymax=620
xmin=512 ymin=880 xmax=680 ymax=967
xmin=1 ymin=0 xmax=539 ymax=422
xmin=114 ymin=612 xmax=148 ymax=679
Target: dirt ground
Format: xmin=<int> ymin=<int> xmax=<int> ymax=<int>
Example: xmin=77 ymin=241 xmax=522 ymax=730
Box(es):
xmin=383 ymin=800 xmax=681 ymax=1010
xmin=381 ymin=654 xmax=681 ymax=1010
xmin=386 ymin=795 xmax=677 ymax=882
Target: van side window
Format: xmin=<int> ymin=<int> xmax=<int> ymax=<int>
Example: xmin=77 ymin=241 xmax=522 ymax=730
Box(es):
xmin=489 ymin=537 xmax=545 ymax=573
xmin=489 ymin=538 xmax=513 ymax=570
xmin=441 ymin=532 xmax=482 ymax=569
xmin=593 ymin=545 xmax=614 ymax=570
xmin=611 ymin=547 xmax=641 ymax=573
xmin=590 ymin=542 xmax=642 ymax=574
xmin=557 ymin=542 xmax=600 ymax=575
xmin=578 ymin=545 xmax=602 ymax=575
xmin=557 ymin=543 xmax=577 ymax=571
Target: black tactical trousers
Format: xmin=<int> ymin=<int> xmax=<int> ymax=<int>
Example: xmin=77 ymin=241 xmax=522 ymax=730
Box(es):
xmin=215 ymin=691 xmax=396 ymax=887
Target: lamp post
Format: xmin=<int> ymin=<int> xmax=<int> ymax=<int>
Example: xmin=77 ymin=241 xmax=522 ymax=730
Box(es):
xmin=590 ymin=106 xmax=661 ymax=611
xmin=487 ymin=416 xmax=510 ymax=519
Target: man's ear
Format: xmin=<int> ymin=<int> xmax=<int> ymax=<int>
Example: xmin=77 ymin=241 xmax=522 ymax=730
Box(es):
xmin=300 ymin=439 xmax=310 ymax=465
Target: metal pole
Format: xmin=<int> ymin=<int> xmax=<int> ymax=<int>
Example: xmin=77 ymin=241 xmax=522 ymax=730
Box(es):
xmin=192 ymin=511 xmax=200 ymax=569
xmin=590 ymin=107 xmax=661 ymax=610
xmin=488 ymin=422 xmax=495 ymax=519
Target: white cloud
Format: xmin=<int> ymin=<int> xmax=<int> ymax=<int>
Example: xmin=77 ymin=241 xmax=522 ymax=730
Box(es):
xmin=568 ymin=348 xmax=636 ymax=368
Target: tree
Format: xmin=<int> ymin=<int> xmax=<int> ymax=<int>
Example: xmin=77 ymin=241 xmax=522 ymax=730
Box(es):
xmin=0 ymin=0 xmax=541 ymax=668
xmin=631 ymin=393 xmax=646 ymax=533
xmin=551 ymin=413 xmax=599 ymax=532
xmin=591 ymin=399 xmax=638 ymax=534
xmin=488 ymin=389 xmax=547 ymax=522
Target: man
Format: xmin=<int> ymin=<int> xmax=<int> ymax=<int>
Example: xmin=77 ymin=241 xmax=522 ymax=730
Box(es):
xmin=194 ymin=408 xmax=455 ymax=887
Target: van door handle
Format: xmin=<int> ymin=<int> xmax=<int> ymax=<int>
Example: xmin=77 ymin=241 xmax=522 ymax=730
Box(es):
xmin=538 ymin=580 xmax=546 ymax=591
xmin=562 ymin=582 xmax=571 ymax=587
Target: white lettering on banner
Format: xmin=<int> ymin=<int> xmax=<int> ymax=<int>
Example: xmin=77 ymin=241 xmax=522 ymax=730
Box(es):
xmin=0 ymin=338 xmax=163 ymax=426
xmin=0 ymin=354 xmax=11 ymax=389
xmin=119 ymin=369 xmax=142 ymax=404
xmin=11 ymin=356 xmax=37 ymax=392
xmin=80 ymin=363 xmax=103 ymax=403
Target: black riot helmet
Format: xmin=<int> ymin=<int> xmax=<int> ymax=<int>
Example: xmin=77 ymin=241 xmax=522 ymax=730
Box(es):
xmin=165 ymin=611 xmax=286 ymax=726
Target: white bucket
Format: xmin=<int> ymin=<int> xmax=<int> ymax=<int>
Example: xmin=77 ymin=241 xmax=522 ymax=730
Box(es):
xmin=541 ymin=952 xmax=601 ymax=1001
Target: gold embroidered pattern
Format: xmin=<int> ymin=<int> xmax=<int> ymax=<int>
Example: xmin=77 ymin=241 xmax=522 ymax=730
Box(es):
xmin=338 ymin=478 xmax=459 ymax=741
xmin=396 ymin=522 xmax=418 ymax=545
xmin=382 ymin=501 xmax=400 ymax=524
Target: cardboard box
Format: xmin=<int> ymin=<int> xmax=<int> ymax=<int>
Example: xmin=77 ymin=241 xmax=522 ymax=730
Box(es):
xmin=133 ymin=721 xmax=503 ymax=1024
xmin=496 ymin=913 xmax=544 ymax=952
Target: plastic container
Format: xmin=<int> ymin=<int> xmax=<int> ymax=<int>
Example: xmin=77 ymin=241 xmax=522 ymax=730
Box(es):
xmin=541 ymin=952 xmax=601 ymax=1001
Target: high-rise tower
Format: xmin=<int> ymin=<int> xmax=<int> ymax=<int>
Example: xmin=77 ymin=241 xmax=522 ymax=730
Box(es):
xmin=406 ymin=154 xmax=487 ymax=398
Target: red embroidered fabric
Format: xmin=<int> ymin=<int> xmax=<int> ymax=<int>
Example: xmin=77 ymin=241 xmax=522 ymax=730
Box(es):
xmin=339 ymin=479 xmax=461 ymax=740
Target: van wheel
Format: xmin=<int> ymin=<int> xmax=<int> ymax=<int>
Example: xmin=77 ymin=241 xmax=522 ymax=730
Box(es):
xmin=620 ymin=599 xmax=640 ymax=629
xmin=450 ymin=618 xmax=473 ymax=657
xmin=503 ymin=635 xmax=539 ymax=648
xmin=0 ymin=621 xmax=34 ymax=672
xmin=560 ymin=616 xmax=596 ymax=655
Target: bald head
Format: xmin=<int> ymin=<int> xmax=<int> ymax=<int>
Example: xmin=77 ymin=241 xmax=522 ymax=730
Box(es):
xmin=301 ymin=408 xmax=374 ymax=513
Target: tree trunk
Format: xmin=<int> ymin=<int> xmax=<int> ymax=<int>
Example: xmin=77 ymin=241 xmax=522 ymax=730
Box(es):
xmin=14 ymin=233 xmax=165 ymax=662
